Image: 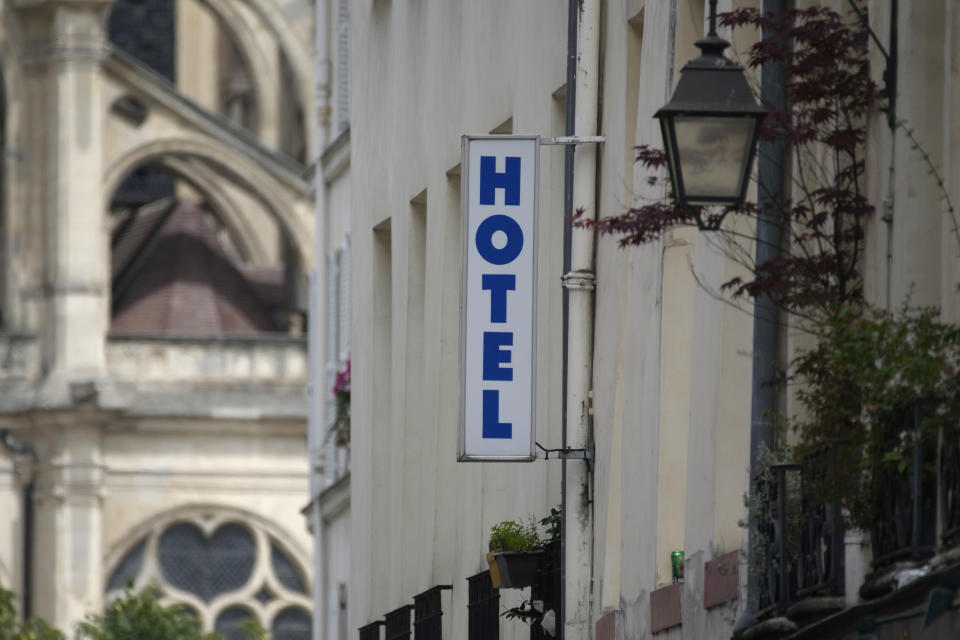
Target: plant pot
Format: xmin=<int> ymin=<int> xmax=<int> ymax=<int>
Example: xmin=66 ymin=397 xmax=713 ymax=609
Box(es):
xmin=491 ymin=550 xmax=545 ymax=589
xmin=486 ymin=552 xmax=505 ymax=589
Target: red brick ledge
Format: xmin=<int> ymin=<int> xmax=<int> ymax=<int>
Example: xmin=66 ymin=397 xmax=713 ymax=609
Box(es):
xmin=595 ymin=610 xmax=617 ymax=640
xmin=704 ymin=550 xmax=740 ymax=609
xmin=650 ymin=582 xmax=682 ymax=633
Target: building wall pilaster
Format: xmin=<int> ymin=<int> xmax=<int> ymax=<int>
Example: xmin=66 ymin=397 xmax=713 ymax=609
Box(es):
xmin=30 ymin=416 xmax=105 ymax=632
xmin=11 ymin=0 xmax=114 ymax=391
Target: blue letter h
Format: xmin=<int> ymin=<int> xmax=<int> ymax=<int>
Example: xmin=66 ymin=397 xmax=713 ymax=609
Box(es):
xmin=479 ymin=156 xmax=521 ymax=206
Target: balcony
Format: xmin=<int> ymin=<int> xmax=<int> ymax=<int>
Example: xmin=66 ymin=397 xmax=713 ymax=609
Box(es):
xmin=106 ymin=333 xmax=307 ymax=385
xmin=750 ymin=426 xmax=960 ymax=636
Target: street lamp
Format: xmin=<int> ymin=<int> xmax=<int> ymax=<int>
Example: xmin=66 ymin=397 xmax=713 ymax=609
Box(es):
xmin=655 ymin=0 xmax=766 ymax=207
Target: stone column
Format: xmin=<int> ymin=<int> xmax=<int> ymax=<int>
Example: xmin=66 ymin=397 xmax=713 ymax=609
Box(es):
xmin=30 ymin=418 xmax=105 ymax=632
xmin=0 ymin=450 xmax=23 ymax=610
xmin=10 ymin=0 xmax=113 ymax=631
xmin=13 ymin=0 xmax=114 ymax=394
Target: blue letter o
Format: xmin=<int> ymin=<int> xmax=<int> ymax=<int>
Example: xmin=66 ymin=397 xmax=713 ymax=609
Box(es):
xmin=475 ymin=215 xmax=523 ymax=265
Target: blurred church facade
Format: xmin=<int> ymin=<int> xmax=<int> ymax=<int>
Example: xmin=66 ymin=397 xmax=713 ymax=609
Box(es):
xmin=0 ymin=0 xmax=320 ymax=636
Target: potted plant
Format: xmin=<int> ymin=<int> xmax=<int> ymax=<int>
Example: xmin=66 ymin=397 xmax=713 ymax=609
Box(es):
xmin=329 ymin=359 xmax=351 ymax=446
xmin=486 ymin=519 xmax=545 ymax=589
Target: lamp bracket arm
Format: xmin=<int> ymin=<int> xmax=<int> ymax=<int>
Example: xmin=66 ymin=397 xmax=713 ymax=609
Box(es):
xmin=845 ymin=0 xmax=897 ymax=129
xmin=846 ymin=0 xmax=891 ymax=62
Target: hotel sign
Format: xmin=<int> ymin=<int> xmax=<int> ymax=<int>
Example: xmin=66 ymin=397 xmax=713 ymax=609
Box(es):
xmin=459 ymin=136 xmax=538 ymax=461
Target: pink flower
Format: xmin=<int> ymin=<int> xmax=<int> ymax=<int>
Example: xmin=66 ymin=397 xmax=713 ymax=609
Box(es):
xmin=332 ymin=359 xmax=351 ymax=396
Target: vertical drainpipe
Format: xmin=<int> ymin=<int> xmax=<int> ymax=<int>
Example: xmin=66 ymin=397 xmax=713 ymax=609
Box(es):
xmin=563 ymin=0 xmax=600 ymax=638
xmin=310 ymin=1 xmax=331 ymax=638
xmin=734 ymin=0 xmax=786 ymax=631
xmin=0 ymin=429 xmax=35 ymax=619
xmin=560 ymin=0 xmax=576 ymax=630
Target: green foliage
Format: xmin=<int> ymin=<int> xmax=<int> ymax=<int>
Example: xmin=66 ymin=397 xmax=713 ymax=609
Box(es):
xmin=488 ymin=519 xmax=540 ymax=552
xmin=489 ymin=505 xmax=563 ymax=552
xmin=501 ymin=599 xmax=542 ymax=624
xmin=788 ymin=305 xmax=960 ymax=529
xmin=538 ymin=506 xmax=562 ymax=545
xmin=0 ymin=588 xmax=64 ymax=640
xmin=76 ymin=588 xmax=221 ymax=640
xmin=238 ymin=619 xmax=266 ymax=640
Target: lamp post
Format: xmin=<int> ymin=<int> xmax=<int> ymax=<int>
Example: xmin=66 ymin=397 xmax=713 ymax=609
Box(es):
xmin=655 ymin=0 xmax=766 ymax=207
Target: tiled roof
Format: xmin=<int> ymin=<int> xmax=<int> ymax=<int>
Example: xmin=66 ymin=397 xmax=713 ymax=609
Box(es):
xmin=111 ymin=199 xmax=282 ymax=336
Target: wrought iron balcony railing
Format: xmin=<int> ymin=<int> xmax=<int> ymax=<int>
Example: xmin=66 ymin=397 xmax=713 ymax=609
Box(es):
xmin=755 ymin=424 xmax=960 ymax=620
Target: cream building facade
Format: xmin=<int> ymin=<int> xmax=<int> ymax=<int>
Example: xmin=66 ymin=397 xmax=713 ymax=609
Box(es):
xmin=306 ymin=2 xmax=353 ymax=640
xmin=0 ymin=0 xmax=322 ymax=636
xmin=346 ymin=1 xmax=960 ymax=639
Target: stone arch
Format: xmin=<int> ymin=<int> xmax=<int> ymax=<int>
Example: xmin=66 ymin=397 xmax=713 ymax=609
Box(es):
xmin=103 ymin=136 xmax=311 ymax=265
xmin=229 ymin=0 xmax=314 ymax=155
xmin=197 ymin=0 xmax=278 ymax=145
xmin=103 ymin=503 xmax=312 ymax=632
xmin=159 ymin=156 xmax=271 ymax=265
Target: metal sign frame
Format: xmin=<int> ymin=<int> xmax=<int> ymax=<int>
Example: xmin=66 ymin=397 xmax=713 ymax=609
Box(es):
xmin=458 ymin=135 xmax=539 ymax=462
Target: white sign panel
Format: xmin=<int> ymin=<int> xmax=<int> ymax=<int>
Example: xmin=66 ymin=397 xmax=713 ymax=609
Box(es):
xmin=459 ymin=136 xmax=538 ymax=461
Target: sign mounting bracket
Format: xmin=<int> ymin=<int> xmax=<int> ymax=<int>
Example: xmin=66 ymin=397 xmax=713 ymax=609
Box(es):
xmin=539 ymin=136 xmax=605 ymax=146
xmin=536 ymin=442 xmax=593 ymax=461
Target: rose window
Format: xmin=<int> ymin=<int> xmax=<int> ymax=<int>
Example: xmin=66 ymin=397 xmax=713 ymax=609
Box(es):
xmin=106 ymin=512 xmax=311 ymax=640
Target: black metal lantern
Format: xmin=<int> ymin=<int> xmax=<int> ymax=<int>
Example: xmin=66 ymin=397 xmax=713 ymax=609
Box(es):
xmin=655 ymin=0 xmax=766 ymax=207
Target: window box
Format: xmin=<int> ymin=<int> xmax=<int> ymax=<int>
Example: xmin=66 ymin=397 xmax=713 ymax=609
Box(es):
xmin=489 ymin=550 xmax=545 ymax=589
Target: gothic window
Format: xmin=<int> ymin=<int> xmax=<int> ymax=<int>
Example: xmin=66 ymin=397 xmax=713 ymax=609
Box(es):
xmin=106 ymin=511 xmax=311 ymax=636
xmin=108 ymin=0 xmax=177 ymax=82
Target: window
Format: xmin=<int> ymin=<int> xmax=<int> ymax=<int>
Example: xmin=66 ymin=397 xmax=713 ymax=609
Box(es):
xmin=413 ymin=585 xmax=451 ymax=640
xmin=359 ymin=620 xmax=383 ymax=640
xmin=338 ymin=583 xmax=349 ymax=640
xmin=106 ymin=510 xmax=311 ymax=638
xmin=384 ymin=604 xmax=413 ymax=640
xmin=467 ymin=572 xmax=499 ymax=640
xmin=108 ymin=0 xmax=177 ymax=82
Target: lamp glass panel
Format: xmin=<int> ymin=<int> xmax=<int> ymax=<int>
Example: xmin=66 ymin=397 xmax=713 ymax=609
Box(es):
xmin=658 ymin=118 xmax=681 ymax=199
xmin=674 ymin=116 xmax=755 ymax=202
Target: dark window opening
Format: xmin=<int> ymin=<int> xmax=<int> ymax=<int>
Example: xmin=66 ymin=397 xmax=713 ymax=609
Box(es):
xmin=413 ymin=585 xmax=451 ymax=640
xmin=384 ymin=604 xmax=413 ymax=640
xmin=271 ymin=541 xmax=309 ymax=594
xmin=214 ymin=605 xmax=255 ymax=640
xmin=359 ymin=620 xmax=383 ymax=640
xmin=529 ymin=540 xmax=562 ymax=640
xmin=467 ymin=571 xmax=499 ymax=640
xmin=112 ymin=165 xmax=175 ymax=210
xmin=108 ymin=0 xmax=176 ymax=82
xmin=157 ymin=522 xmax=256 ymax=602
xmin=106 ymin=537 xmax=146 ymax=593
xmin=338 ymin=583 xmax=349 ymax=640
xmin=272 ymin=606 xmax=312 ymax=640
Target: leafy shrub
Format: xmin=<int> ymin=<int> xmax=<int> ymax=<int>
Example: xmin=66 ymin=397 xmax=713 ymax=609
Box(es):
xmin=488 ymin=519 xmax=540 ymax=552
xmin=788 ymin=305 xmax=960 ymax=530
xmin=76 ymin=588 xmax=221 ymax=640
xmin=0 ymin=588 xmax=64 ymax=640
